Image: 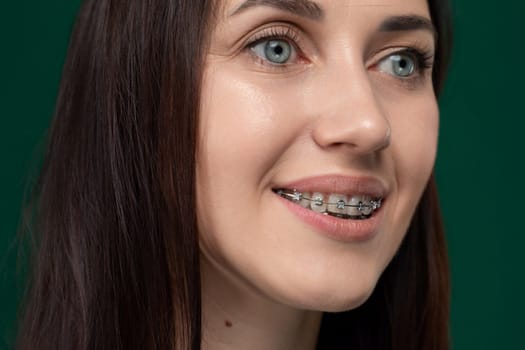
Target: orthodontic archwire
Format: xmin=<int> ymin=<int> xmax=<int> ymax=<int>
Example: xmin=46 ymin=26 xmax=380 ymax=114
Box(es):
xmin=275 ymin=189 xmax=382 ymax=212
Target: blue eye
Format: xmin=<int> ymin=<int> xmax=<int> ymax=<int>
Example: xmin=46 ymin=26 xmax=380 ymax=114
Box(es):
xmin=251 ymin=39 xmax=293 ymax=64
xmin=378 ymin=53 xmax=417 ymax=77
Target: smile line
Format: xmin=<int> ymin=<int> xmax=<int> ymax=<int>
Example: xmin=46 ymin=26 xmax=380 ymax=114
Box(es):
xmin=273 ymin=188 xmax=383 ymax=220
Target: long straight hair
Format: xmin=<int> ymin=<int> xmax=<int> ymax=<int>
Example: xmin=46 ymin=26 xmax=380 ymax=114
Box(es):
xmin=16 ymin=0 xmax=452 ymax=349
xmin=17 ymin=0 xmax=214 ymax=348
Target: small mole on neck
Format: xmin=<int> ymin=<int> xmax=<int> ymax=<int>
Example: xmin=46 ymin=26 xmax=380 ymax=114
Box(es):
xmin=224 ymin=320 xmax=233 ymax=328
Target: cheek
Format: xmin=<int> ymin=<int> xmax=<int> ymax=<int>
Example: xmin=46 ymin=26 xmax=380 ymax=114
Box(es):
xmin=392 ymin=95 xmax=439 ymax=184
xmin=196 ymin=67 xmax=298 ymax=252
xmin=198 ymin=67 xmax=307 ymax=188
xmin=388 ymin=94 xmax=438 ymax=238
xmin=201 ymin=72 xmax=263 ymax=168
xmin=369 ymin=94 xmax=438 ymax=273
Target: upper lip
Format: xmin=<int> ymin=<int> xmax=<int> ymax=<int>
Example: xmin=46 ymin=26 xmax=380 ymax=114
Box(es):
xmin=273 ymin=174 xmax=388 ymax=198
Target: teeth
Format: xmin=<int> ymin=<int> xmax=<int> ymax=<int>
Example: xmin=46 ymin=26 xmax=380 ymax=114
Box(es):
xmin=327 ymin=194 xmax=347 ymax=215
xmin=358 ymin=195 xmax=373 ymax=215
xmin=275 ymin=188 xmax=381 ymax=220
xmin=299 ymin=192 xmax=310 ymax=208
xmin=310 ymin=192 xmax=327 ymax=213
xmin=346 ymin=196 xmax=362 ymax=216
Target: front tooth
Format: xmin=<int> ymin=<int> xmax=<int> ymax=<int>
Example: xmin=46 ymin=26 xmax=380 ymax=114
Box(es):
xmin=347 ymin=196 xmax=362 ymax=216
xmin=327 ymin=194 xmax=347 ymax=215
xmin=310 ymin=192 xmax=327 ymax=213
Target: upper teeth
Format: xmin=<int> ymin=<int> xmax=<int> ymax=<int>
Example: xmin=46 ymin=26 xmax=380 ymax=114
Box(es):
xmin=275 ymin=189 xmax=382 ymax=219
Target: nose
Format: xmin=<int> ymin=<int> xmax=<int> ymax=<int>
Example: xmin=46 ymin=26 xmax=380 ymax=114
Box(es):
xmin=311 ymin=68 xmax=391 ymax=155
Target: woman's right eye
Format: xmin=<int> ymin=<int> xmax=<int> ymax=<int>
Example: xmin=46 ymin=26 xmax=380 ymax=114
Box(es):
xmin=249 ymin=38 xmax=297 ymax=65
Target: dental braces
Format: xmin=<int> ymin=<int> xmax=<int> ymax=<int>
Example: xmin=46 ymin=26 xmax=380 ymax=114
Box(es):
xmin=275 ymin=189 xmax=382 ymax=213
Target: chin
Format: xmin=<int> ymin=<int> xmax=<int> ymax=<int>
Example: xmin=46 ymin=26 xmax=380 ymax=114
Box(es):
xmin=323 ymin=289 xmax=375 ymax=313
xmin=312 ymin=286 xmax=376 ymax=313
xmin=270 ymin=269 xmax=381 ymax=313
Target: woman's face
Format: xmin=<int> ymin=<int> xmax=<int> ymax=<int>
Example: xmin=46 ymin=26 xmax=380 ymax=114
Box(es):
xmin=197 ymin=0 xmax=438 ymax=311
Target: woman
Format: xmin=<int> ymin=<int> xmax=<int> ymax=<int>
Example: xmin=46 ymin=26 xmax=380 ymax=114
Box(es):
xmin=17 ymin=0 xmax=452 ymax=349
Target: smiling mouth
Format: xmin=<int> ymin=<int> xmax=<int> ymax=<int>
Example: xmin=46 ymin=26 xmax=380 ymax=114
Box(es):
xmin=272 ymin=188 xmax=382 ymax=220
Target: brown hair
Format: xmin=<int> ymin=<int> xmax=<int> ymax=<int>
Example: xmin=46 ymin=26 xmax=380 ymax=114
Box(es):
xmin=16 ymin=0 xmax=452 ymax=349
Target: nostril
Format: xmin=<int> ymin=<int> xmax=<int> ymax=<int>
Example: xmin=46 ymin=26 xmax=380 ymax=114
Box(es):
xmin=383 ymin=127 xmax=392 ymax=147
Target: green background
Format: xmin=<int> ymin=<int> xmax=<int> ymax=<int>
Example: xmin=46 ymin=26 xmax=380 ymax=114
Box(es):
xmin=1 ymin=0 xmax=524 ymax=348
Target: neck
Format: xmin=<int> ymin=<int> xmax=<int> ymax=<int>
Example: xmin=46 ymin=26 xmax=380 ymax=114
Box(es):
xmin=200 ymin=257 xmax=322 ymax=350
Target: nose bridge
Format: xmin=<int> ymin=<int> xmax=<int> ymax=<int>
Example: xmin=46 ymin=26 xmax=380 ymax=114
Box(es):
xmin=311 ymin=58 xmax=391 ymax=154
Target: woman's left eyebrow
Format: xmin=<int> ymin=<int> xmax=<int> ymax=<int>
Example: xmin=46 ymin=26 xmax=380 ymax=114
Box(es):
xmin=379 ymin=15 xmax=437 ymax=39
xmin=230 ymin=0 xmax=324 ymax=21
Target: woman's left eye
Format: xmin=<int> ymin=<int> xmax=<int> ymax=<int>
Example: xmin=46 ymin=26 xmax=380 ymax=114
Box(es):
xmin=377 ymin=52 xmax=418 ymax=78
xmin=250 ymin=39 xmax=296 ymax=65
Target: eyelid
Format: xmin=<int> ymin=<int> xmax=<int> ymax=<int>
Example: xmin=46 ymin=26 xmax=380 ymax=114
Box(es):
xmin=367 ymin=44 xmax=435 ymax=88
xmin=370 ymin=43 xmax=434 ymax=62
xmin=380 ymin=48 xmax=433 ymax=70
xmin=245 ymin=23 xmax=303 ymax=47
xmin=241 ymin=23 xmax=311 ymax=71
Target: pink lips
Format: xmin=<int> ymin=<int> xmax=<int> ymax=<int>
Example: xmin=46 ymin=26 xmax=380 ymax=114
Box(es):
xmin=273 ymin=174 xmax=388 ymax=242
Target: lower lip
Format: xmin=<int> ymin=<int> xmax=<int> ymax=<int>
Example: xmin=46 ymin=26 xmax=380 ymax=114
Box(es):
xmin=274 ymin=193 xmax=384 ymax=243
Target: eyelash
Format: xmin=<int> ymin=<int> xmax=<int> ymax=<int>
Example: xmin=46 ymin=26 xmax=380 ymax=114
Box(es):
xmin=245 ymin=25 xmax=304 ymax=70
xmin=244 ymin=25 xmax=435 ymax=83
xmin=378 ymin=46 xmax=435 ymax=88
xmin=403 ymin=48 xmax=435 ymax=71
xmin=247 ymin=25 xmax=301 ymax=46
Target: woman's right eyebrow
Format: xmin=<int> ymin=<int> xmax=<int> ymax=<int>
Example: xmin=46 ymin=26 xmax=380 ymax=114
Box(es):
xmin=230 ymin=0 xmax=324 ymax=21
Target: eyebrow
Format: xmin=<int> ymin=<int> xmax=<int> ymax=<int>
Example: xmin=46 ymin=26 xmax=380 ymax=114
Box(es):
xmin=231 ymin=0 xmax=324 ymax=21
xmin=230 ymin=3 xmax=436 ymax=39
xmin=379 ymin=15 xmax=437 ymax=38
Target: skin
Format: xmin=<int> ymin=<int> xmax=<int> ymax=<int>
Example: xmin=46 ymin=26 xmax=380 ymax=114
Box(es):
xmin=197 ymin=0 xmax=438 ymax=348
